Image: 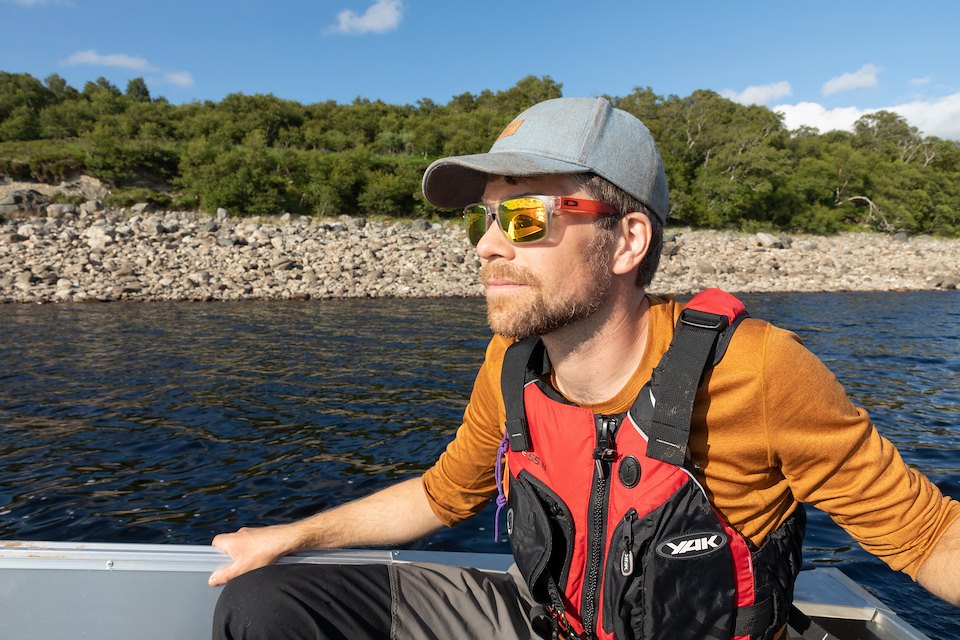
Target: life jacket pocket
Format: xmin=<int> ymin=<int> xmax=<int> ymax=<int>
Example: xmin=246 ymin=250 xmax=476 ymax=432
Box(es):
xmin=507 ymin=470 xmax=575 ymax=605
xmin=602 ymin=486 xmax=738 ymax=640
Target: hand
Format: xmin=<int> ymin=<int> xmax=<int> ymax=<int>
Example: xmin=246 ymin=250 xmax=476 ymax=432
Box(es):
xmin=208 ymin=524 xmax=299 ymax=587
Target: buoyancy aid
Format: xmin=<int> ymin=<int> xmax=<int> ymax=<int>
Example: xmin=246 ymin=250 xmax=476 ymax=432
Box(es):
xmin=498 ymin=289 xmax=806 ymax=640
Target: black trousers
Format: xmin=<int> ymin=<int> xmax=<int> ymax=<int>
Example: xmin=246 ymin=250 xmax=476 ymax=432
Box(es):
xmin=214 ymin=564 xmax=392 ymax=640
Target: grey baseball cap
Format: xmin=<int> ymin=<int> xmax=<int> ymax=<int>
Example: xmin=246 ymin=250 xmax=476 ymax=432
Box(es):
xmin=421 ymin=97 xmax=669 ymax=223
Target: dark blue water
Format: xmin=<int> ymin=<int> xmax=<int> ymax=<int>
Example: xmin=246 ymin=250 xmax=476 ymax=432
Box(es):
xmin=1 ymin=292 xmax=957 ymax=638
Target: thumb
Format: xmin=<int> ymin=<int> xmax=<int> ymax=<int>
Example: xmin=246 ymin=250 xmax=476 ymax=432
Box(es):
xmin=208 ymin=539 xmax=240 ymax=587
xmin=208 ymin=563 xmax=237 ymax=587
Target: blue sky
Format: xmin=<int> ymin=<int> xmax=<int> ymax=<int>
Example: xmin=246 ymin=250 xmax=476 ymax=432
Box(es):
xmin=2 ymin=0 xmax=959 ymax=139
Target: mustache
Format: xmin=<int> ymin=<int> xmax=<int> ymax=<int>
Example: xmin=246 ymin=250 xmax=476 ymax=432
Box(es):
xmin=480 ymin=262 xmax=540 ymax=287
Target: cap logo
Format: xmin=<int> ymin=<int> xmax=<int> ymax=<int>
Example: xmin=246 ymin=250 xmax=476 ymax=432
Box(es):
xmin=497 ymin=118 xmax=524 ymax=140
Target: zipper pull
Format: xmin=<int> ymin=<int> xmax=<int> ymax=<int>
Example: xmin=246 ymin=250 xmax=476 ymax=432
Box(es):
xmin=620 ymin=510 xmax=637 ymax=577
xmin=593 ymin=416 xmax=619 ymax=479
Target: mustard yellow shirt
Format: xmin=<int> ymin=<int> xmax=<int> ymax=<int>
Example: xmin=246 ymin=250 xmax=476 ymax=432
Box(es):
xmin=422 ymin=295 xmax=959 ymax=579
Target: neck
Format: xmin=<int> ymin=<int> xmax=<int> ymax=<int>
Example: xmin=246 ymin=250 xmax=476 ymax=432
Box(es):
xmin=542 ymin=288 xmax=651 ymax=405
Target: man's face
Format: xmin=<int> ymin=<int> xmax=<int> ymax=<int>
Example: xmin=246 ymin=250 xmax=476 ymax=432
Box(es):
xmin=476 ymin=175 xmax=616 ymax=339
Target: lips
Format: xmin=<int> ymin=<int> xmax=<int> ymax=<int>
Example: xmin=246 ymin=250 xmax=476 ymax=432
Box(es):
xmin=481 ymin=263 xmax=538 ymax=289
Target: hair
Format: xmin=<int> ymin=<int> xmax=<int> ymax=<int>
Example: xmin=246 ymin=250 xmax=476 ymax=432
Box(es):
xmin=572 ymin=173 xmax=663 ymax=289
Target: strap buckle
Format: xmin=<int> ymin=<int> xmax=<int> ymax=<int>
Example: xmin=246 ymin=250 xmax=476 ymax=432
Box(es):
xmin=679 ymin=308 xmax=729 ymax=331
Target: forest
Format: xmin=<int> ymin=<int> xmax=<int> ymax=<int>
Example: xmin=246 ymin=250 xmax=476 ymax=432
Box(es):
xmin=1 ymin=72 xmax=958 ymax=235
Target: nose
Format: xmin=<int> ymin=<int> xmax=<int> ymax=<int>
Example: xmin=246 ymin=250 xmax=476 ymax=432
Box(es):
xmin=475 ymin=214 xmax=515 ymax=262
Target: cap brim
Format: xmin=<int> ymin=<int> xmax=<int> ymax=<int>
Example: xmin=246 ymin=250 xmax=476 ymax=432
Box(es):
xmin=422 ymin=151 xmax=592 ymax=209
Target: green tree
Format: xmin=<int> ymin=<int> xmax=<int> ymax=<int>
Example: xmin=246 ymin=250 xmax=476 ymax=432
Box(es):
xmin=126 ymin=77 xmax=151 ymax=102
xmin=0 ymin=71 xmax=54 ymax=123
xmin=43 ymin=73 xmax=76 ymax=101
xmin=0 ymin=104 xmax=41 ymax=141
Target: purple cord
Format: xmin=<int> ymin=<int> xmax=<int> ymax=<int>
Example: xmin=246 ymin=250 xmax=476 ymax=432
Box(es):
xmin=493 ymin=430 xmax=509 ymax=541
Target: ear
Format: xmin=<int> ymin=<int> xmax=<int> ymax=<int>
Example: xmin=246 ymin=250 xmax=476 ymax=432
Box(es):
xmin=610 ymin=211 xmax=652 ymax=277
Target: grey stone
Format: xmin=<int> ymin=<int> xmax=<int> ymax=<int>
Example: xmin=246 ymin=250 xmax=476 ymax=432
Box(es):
xmin=15 ymin=271 xmax=35 ymax=289
xmin=46 ymin=203 xmax=78 ymax=217
xmin=81 ymin=200 xmax=104 ymax=214
xmin=216 ymin=208 xmax=229 ymax=222
xmin=143 ymin=216 xmax=166 ymax=235
xmin=130 ymin=202 xmax=153 ymax=214
xmin=755 ymin=232 xmax=783 ymax=249
xmin=5 ymin=190 xmax=51 ymax=217
xmin=339 ymin=214 xmax=367 ymax=229
xmin=114 ymin=263 xmax=137 ymax=278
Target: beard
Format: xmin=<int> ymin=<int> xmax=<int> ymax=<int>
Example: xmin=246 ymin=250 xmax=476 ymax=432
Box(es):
xmin=481 ymin=242 xmax=614 ymax=339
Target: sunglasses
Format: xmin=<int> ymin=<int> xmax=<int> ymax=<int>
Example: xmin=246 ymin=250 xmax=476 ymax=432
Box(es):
xmin=463 ymin=195 xmax=618 ymax=246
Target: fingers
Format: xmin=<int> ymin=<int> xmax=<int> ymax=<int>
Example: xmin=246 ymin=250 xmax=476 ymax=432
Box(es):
xmin=207 ymin=527 xmax=283 ymax=587
xmin=208 ymin=529 xmax=245 ymax=587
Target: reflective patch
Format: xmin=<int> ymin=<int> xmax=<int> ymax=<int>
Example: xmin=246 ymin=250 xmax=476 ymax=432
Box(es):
xmin=655 ymin=531 xmax=728 ymax=559
xmin=498 ymin=119 xmax=524 ymax=139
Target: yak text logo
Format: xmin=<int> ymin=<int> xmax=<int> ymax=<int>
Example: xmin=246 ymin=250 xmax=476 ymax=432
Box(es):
xmin=655 ymin=532 xmax=728 ymax=559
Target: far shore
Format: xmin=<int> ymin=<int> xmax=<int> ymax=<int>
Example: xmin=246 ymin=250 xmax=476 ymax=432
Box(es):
xmin=1 ymin=207 xmax=958 ymax=304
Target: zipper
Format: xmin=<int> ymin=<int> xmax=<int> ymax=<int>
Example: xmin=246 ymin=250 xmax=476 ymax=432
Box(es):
xmin=620 ymin=509 xmax=638 ymax=577
xmin=581 ymin=414 xmax=619 ymax=638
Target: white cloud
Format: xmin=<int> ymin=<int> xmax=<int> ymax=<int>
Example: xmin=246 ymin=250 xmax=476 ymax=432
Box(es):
xmin=775 ymin=102 xmax=868 ymax=134
xmin=910 ymin=76 xmax=932 ymax=86
xmin=774 ymin=93 xmax=960 ymax=140
xmin=66 ymin=49 xmax=156 ymax=72
xmin=721 ymin=81 xmax=792 ymax=106
xmin=329 ymin=0 xmax=402 ymax=35
xmin=822 ymin=64 xmax=881 ymax=96
xmin=64 ymin=49 xmax=194 ymax=89
xmin=5 ymin=0 xmax=67 ymax=6
xmin=164 ymin=71 xmax=195 ymax=88
xmin=892 ymin=94 xmax=960 ymax=140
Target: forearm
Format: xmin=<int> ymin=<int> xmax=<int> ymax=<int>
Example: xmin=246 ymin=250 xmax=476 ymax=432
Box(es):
xmin=917 ymin=517 xmax=960 ymax=606
xmin=289 ymin=475 xmax=445 ymax=550
xmin=209 ymin=475 xmax=445 ymax=586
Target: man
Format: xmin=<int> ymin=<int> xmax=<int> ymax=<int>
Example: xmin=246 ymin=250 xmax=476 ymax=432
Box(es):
xmin=210 ymin=97 xmax=960 ymax=639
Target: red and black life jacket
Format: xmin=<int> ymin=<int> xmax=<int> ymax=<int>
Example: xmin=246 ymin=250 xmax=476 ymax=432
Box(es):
xmin=498 ymin=289 xmax=805 ymax=640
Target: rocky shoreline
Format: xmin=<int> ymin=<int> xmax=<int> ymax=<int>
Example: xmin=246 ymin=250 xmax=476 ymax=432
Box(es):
xmin=1 ymin=206 xmax=958 ymax=304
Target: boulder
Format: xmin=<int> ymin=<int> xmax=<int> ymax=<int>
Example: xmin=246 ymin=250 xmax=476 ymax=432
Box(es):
xmin=81 ymin=200 xmax=104 ymax=215
xmin=46 ymin=203 xmax=78 ymax=218
xmin=130 ymin=202 xmax=154 ymax=214
xmin=84 ymin=225 xmax=116 ymax=250
xmin=0 ymin=189 xmax=51 ymax=216
xmin=755 ymin=232 xmax=783 ymax=249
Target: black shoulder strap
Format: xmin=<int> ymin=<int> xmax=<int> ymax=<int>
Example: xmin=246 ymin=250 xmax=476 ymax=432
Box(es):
xmin=501 ymin=337 xmax=543 ymax=452
xmin=645 ymin=289 xmax=748 ymax=465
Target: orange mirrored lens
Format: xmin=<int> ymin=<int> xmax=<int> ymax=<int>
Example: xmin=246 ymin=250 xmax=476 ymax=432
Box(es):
xmin=499 ymin=198 xmax=547 ymax=243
